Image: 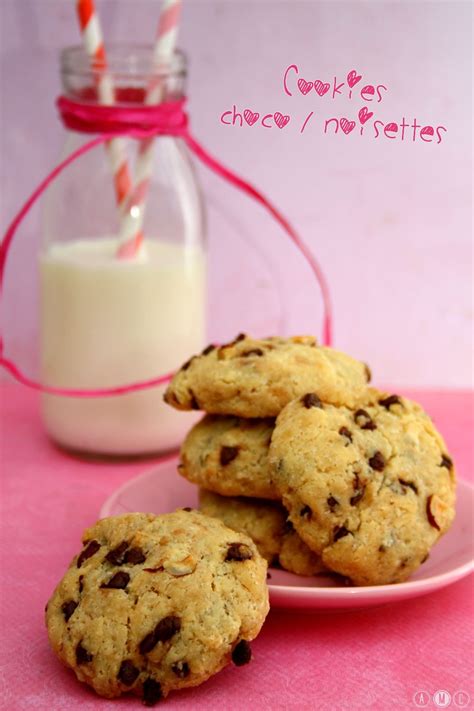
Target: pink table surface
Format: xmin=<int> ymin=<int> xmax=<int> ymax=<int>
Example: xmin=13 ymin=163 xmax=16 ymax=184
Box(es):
xmin=1 ymin=383 xmax=473 ymax=711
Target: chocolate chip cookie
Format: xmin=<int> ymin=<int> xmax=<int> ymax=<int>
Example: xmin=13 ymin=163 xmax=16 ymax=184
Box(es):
xmin=164 ymin=334 xmax=370 ymax=417
xmin=269 ymin=390 xmax=456 ymax=585
xmin=199 ymin=489 xmax=325 ymax=576
xmin=45 ymin=511 xmax=269 ymax=704
xmin=179 ymin=414 xmax=278 ymax=500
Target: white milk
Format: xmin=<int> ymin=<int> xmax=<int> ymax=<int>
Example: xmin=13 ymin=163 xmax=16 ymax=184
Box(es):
xmin=40 ymin=238 xmax=206 ymax=455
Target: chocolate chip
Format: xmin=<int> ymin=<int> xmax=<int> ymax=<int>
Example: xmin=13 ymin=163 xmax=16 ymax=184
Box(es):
xmin=171 ymin=661 xmax=190 ymax=679
xmin=76 ymin=642 xmax=93 ymax=664
xmin=101 ymin=571 xmax=130 ymax=590
xmin=201 ymin=344 xmax=215 ymax=355
xmin=266 ymin=571 xmax=272 ymax=579
xmin=232 ymin=640 xmax=252 ymax=666
xmin=124 ymin=547 xmax=146 ymax=565
xmin=139 ymin=631 xmax=158 ymax=655
xmin=143 ymin=567 xmax=164 ymax=573
xmin=61 ymin=600 xmax=78 ymax=621
xmin=300 ymin=505 xmax=312 ymax=519
xmin=106 ymin=541 xmax=129 ymax=566
xmin=142 ymin=678 xmax=163 ymax=706
xmin=78 ymin=576 xmax=84 ymax=593
xmin=154 ymin=615 xmax=181 ymax=643
xmin=350 ymin=488 xmax=365 ymax=506
xmin=118 ymin=659 xmax=139 ymax=686
xmin=338 ymin=426 xmax=353 ymax=442
xmin=77 ymin=540 xmax=100 ymax=568
xmin=235 ymin=333 xmax=246 ymax=342
xmin=188 ymin=389 xmax=200 ymax=410
xmin=426 ymin=495 xmax=440 ymax=530
xmin=139 ymin=615 xmax=182 ymax=655
xmin=378 ymin=545 xmax=386 ymax=553
xmin=350 ymin=474 xmax=365 ymax=506
xmin=220 ymin=445 xmax=239 ymax=466
xmin=368 ymin=451 xmax=385 ymax=471
xmin=302 ymin=393 xmax=323 ymax=409
xmin=164 ymin=391 xmax=180 ymax=406
xmin=421 ymin=553 xmax=430 ymax=564
xmin=399 ymin=479 xmax=418 ymax=494
xmin=282 ymin=518 xmax=294 ymax=534
xmin=333 ymin=526 xmax=351 ymax=541
xmin=379 ymin=394 xmax=401 ymax=410
xmin=242 ymin=348 xmax=264 ymax=357
xmin=327 ymin=496 xmax=339 ymax=512
xmin=225 ymin=542 xmax=253 ymax=561
xmin=354 ymin=409 xmax=376 ymax=430
xmin=182 ymin=507 xmax=193 ymax=512
xmin=180 ymin=356 xmax=195 ymax=371
xmin=364 ymin=363 xmax=372 ymax=382
xmin=325 ymin=571 xmax=353 ymax=586
xmin=440 ymin=454 xmax=453 ymax=470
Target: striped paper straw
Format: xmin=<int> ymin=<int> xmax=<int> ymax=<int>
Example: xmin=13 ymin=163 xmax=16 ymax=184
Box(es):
xmin=116 ymin=0 xmax=182 ymax=258
xmin=76 ymin=0 xmax=133 ymax=215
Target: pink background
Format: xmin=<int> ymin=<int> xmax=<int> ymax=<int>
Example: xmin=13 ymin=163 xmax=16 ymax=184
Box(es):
xmin=0 ymin=0 xmax=472 ymax=387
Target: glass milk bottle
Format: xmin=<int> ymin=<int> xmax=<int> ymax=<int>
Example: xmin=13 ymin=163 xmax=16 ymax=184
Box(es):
xmin=40 ymin=46 xmax=206 ymax=456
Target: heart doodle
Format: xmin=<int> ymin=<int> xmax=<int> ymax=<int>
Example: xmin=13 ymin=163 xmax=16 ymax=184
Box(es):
xmin=297 ymin=78 xmax=314 ymax=95
xmin=358 ymin=106 xmax=374 ymax=125
xmin=243 ymin=109 xmax=260 ymax=126
xmin=274 ymin=112 xmax=290 ymax=129
xmin=347 ymin=69 xmax=362 ymax=88
xmin=340 ymin=118 xmax=356 ymax=134
xmin=314 ymin=80 xmax=330 ymax=97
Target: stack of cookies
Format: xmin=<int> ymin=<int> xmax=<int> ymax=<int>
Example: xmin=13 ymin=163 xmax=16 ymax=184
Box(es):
xmin=164 ymin=334 xmax=456 ymax=586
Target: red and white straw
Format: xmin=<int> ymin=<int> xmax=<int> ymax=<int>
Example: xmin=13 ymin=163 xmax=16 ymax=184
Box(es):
xmin=116 ymin=0 xmax=182 ymax=258
xmin=76 ymin=0 xmax=133 ymax=215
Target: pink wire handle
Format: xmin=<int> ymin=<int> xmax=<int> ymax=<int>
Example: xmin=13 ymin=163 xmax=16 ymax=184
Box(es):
xmin=0 ymin=97 xmax=333 ymax=397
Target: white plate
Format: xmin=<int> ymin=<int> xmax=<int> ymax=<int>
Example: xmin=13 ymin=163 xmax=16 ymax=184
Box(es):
xmin=100 ymin=457 xmax=474 ymax=610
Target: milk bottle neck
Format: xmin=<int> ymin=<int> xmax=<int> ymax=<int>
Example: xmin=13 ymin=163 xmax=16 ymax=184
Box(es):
xmin=60 ymin=44 xmax=187 ymax=105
